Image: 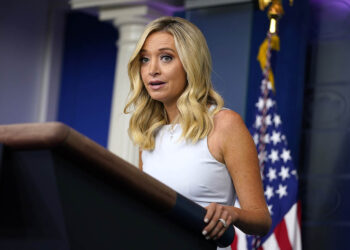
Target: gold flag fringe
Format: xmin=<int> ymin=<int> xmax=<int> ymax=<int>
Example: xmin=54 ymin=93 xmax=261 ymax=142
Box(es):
xmin=257 ymin=34 xmax=280 ymax=91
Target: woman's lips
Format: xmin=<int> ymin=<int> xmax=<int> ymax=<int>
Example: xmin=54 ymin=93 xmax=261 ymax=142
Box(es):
xmin=149 ymin=81 xmax=166 ymax=90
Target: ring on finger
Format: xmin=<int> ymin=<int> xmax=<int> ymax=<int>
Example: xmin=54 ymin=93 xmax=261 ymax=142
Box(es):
xmin=218 ymin=218 xmax=227 ymax=228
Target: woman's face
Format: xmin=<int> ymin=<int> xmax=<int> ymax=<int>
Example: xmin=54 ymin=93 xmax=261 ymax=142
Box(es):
xmin=140 ymin=31 xmax=187 ymax=107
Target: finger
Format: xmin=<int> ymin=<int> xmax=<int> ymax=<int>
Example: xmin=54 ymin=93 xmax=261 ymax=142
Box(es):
xmin=209 ymin=210 xmax=228 ymax=238
xmin=226 ymin=215 xmax=233 ymax=227
xmin=204 ymin=205 xmax=223 ymax=238
xmin=204 ymin=203 xmax=216 ymax=223
xmin=215 ymin=215 xmax=233 ymax=240
xmin=214 ymin=227 xmax=227 ymax=241
xmin=202 ymin=203 xmax=217 ymax=237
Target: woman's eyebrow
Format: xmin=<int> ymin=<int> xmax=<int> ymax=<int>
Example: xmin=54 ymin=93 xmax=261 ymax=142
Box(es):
xmin=140 ymin=48 xmax=175 ymax=53
xmin=159 ymin=48 xmax=175 ymax=52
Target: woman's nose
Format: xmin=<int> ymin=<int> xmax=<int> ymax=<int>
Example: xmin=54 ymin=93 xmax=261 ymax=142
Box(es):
xmin=149 ymin=60 xmax=160 ymax=76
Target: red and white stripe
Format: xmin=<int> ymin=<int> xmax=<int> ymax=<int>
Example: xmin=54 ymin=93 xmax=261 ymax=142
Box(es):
xmin=231 ymin=202 xmax=302 ymax=250
xmin=231 ymin=226 xmax=248 ymax=250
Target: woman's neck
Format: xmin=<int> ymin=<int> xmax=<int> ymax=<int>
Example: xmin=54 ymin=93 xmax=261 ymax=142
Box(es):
xmin=164 ymin=103 xmax=179 ymax=124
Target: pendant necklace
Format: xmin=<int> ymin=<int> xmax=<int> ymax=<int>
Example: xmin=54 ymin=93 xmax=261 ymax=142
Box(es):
xmin=169 ymin=124 xmax=178 ymax=139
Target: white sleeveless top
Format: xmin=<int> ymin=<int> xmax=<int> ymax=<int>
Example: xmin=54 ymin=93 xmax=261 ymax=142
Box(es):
xmin=142 ymin=123 xmax=236 ymax=208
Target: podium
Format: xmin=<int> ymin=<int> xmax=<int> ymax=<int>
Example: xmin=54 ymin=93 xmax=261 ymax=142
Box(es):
xmin=0 ymin=123 xmax=234 ymax=250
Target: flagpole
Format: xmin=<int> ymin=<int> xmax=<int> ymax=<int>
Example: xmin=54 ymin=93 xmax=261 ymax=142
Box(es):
xmin=252 ymin=1 xmax=292 ymax=249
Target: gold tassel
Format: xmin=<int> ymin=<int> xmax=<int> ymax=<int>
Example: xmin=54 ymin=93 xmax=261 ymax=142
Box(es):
xmin=257 ymin=34 xmax=280 ymax=91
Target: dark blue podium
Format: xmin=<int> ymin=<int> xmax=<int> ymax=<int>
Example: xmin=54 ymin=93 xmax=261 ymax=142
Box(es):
xmin=0 ymin=123 xmax=234 ymax=250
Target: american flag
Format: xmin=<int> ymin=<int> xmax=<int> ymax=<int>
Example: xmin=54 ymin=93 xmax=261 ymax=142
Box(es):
xmin=231 ymin=78 xmax=302 ymax=250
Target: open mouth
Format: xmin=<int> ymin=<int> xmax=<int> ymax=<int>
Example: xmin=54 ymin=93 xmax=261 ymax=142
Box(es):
xmin=150 ymin=81 xmax=166 ymax=86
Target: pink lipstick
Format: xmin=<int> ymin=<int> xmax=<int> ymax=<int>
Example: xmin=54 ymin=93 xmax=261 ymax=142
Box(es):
xmin=149 ymin=80 xmax=166 ymax=90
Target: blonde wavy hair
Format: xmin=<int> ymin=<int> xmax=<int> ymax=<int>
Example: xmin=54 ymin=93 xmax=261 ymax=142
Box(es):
xmin=124 ymin=16 xmax=224 ymax=150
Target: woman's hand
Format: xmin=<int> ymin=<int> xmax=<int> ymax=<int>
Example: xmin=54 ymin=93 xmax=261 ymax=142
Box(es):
xmin=202 ymin=203 xmax=238 ymax=240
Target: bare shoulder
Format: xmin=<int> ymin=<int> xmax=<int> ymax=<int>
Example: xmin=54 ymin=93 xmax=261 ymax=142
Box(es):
xmin=208 ymin=109 xmax=253 ymax=162
xmin=213 ymin=109 xmax=246 ymax=133
xmin=208 ymin=109 xmax=246 ymax=163
xmin=212 ymin=109 xmax=255 ymax=155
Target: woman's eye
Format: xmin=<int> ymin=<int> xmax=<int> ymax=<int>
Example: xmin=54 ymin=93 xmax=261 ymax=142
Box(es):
xmin=161 ymin=55 xmax=173 ymax=62
xmin=140 ymin=57 xmax=149 ymax=63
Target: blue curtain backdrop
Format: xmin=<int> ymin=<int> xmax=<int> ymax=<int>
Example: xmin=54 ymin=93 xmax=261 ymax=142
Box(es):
xmin=58 ymin=12 xmax=117 ymax=147
xmin=187 ymin=3 xmax=254 ymax=118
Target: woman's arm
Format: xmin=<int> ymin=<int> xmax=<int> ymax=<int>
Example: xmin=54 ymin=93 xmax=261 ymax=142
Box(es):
xmin=203 ymin=110 xmax=271 ymax=240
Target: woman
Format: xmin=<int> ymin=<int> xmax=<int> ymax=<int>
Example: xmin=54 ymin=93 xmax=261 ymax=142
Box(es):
xmin=124 ymin=16 xmax=271 ymax=243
